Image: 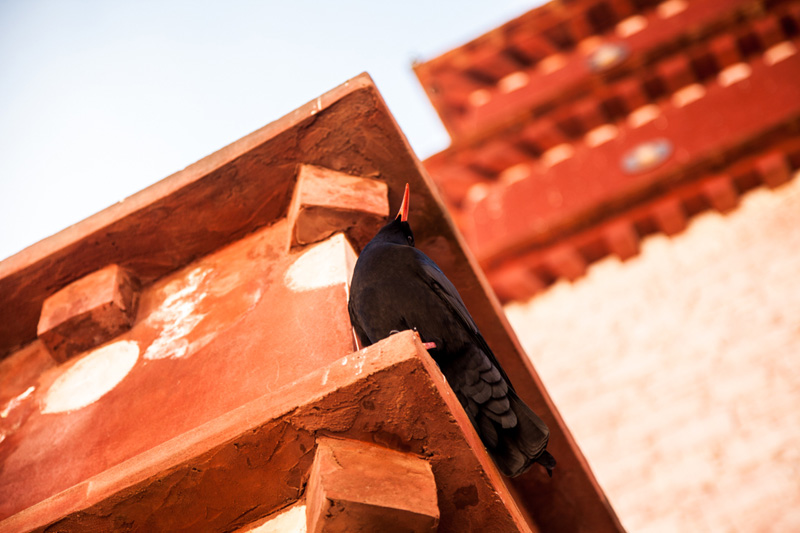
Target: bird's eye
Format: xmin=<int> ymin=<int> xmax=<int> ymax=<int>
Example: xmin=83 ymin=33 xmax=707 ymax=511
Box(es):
xmin=407 ymin=235 xmax=414 ymax=246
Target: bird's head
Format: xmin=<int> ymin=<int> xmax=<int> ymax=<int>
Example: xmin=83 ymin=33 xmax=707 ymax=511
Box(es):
xmin=373 ymin=183 xmax=415 ymax=247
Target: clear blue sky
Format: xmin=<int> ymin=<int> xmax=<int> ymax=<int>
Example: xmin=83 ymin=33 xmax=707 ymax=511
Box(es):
xmin=0 ymin=1 xmax=541 ymax=261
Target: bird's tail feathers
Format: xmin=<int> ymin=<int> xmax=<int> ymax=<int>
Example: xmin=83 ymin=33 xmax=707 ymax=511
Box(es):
xmin=535 ymin=450 xmax=557 ymax=478
xmin=491 ymin=390 xmax=553 ymax=477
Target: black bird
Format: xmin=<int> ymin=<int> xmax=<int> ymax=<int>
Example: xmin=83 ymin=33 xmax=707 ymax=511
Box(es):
xmin=348 ymin=184 xmax=555 ymax=477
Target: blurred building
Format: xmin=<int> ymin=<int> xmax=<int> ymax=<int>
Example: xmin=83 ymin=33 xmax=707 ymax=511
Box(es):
xmin=417 ymin=0 xmax=800 ymax=530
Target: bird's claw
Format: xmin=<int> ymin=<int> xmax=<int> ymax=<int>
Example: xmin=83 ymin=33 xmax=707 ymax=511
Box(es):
xmin=388 ymin=329 xmax=435 ymax=350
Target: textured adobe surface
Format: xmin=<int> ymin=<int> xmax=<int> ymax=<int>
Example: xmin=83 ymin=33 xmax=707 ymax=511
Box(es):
xmin=0 ymin=223 xmax=357 ymax=525
xmin=1 ymin=332 xmax=533 ymax=533
xmin=0 ymin=74 xmax=615 ymax=532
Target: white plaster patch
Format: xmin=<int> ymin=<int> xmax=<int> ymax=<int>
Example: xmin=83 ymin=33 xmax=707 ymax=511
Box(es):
xmin=586 ymin=124 xmax=619 ymax=147
xmin=628 ymin=104 xmax=661 ymax=128
xmin=718 ymin=63 xmax=752 ymax=87
xmin=250 ymin=287 xmax=263 ymax=309
xmin=616 ymin=15 xmax=647 ymax=38
xmin=208 ymin=270 xmax=242 ymax=297
xmin=672 ymin=84 xmax=706 ymax=108
xmin=466 ymin=183 xmax=491 ymax=204
xmin=241 ymin=503 xmax=306 ymax=533
xmin=499 ymin=163 xmax=531 ymax=184
xmin=42 ymin=340 xmax=139 ymax=414
xmin=657 ymin=0 xmax=687 ymax=18
xmin=1 ymin=386 xmax=35 ymax=418
xmin=468 ymin=89 xmax=491 ymax=107
xmin=354 ymin=356 xmax=365 ymax=376
xmin=542 ymin=143 xmax=575 ymax=168
xmin=498 ymin=71 xmax=529 ymax=93
xmin=538 ymin=53 xmax=566 ymax=74
xmin=765 ymin=41 xmax=797 ymax=66
xmin=284 ymin=233 xmax=357 ymax=292
xmin=144 ymin=267 xmax=210 ymax=360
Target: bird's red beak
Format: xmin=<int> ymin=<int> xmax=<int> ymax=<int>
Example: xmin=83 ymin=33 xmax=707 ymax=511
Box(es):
xmin=396 ymin=183 xmax=410 ymax=222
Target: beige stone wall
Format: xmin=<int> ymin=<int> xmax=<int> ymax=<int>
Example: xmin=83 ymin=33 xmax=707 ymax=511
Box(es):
xmin=506 ymin=175 xmax=800 ymax=532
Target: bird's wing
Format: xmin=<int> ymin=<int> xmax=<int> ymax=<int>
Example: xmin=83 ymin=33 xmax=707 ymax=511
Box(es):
xmin=416 ymin=252 xmax=551 ymax=476
xmin=416 ymin=253 xmax=515 ymax=389
xmin=347 ymin=297 xmax=373 ymax=348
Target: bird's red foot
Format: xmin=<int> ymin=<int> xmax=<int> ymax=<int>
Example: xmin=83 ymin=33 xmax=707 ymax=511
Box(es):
xmin=422 ymin=341 xmax=437 ymax=350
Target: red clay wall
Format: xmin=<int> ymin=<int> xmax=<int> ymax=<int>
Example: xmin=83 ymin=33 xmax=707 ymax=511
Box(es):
xmin=0 ymin=220 xmax=357 ymax=521
xmin=506 ymin=175 xmax=800 ymax=531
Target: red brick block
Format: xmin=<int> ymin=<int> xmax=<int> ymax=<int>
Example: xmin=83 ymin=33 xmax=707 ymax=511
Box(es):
xmin=508 ymin=31 xmax=557 ymax=63
xmin=429 ymin=68 xmax=483 ymax=108
xmin=755 ymin=152 xmax=791 ymax=189
xmin=425 ymin=162 xmax=483 ymax=207
xmin=518 ymin=119 xmax=568 ymax=154
xmin=702 ymin=175 xmax=739 ymax=213
xmin=752 ymin=16 xmax=783 ymax=50
xmin=613 ymin=78 xmax=650 ymax=114
xmin=288 ymin=165 xmax=389 ymax=251
xmin=604 ymin=221 xmax=640 ymax=261
xmin=689 ymin=49 xmax=719 ymax=81
xmin=546 ymin=245 xmax=588 ymax=281
xmin=467 ymin=46 xmax=521 ymax=82
xmin=606 ymin=0 xmax=634 ymax=20
xmin=37 ymin=264 xmax=140 ymax=363
xmin=471 ymin=140 xmax=529 ymax=174
xmin=652 ymin=198 xmax=688 ymax=236
xmin=567 ymin=11 xmax=593 ymax=42
xmin=488 ymin=262 xmax=546 ymax=303
xmin=572 ymin=98 xmax=607 ymax=132
xmin=306 ymin=437 xmax=439 ymax=533
xmin=709 ymin=34 xmax=741 ymax=70
xmin=656 ymin=55 xmax=695 ymax=92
